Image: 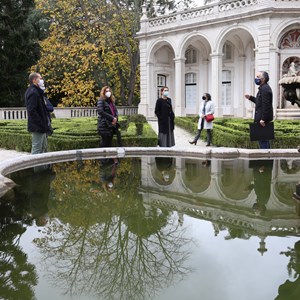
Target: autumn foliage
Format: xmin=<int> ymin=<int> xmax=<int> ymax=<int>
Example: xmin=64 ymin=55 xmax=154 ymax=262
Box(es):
xmin=33 ymin=0 xmax=140 ymax=107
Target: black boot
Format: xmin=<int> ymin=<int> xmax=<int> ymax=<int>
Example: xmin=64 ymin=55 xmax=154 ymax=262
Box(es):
xmin=189 ymin=130 xmax=201 ymax=145
xmin=206 ymin=129 xmax=212 ymax=146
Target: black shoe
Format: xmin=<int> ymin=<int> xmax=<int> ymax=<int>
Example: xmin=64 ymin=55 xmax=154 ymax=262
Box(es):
xmin=189 ymin=140 xmax=197 ymax=145
xmin=206 ymin=143 xmax=210 ymax=147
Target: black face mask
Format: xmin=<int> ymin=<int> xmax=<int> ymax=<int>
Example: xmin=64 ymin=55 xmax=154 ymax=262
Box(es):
xmin=202 ymin=96 xmax=206 ymax=100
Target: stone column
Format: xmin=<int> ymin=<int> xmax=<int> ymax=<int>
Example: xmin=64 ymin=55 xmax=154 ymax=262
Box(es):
xmin=255 ymin=22 xmax=271 ymax=72
xmin=269 ymin=46 xmax=280 ymax=112
xmin=137 ymin=7 xmax=150 ymax=118
xmin=238 ymin=55 xmax=246 ymax=117
xmin=255 ymin=20 xmax=279 ymax=116
xmin=174 ymin=57 xmax=186 ymax=116
xmin=147 ymin=62 xmax=155 ymax=118
xmin=202 ymin=58 xmax=209 ymax=95
xmin=138 ymin=40 xmax=149 ymax=117
xmin=210 ymin=53 xmax=222 ymax=117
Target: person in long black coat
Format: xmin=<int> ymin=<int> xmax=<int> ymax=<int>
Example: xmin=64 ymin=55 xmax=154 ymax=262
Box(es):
xmin=97 ymin=86 xmax=120 ymax=147
xmin=250 ymin=159 xmax=273 ymax=216
xmin=25 ymin=72 xmax=52 ymax=154
xmin=155 ymin=86 xmax=175 ymax=147
xmin=244 ymin=71 xmax=273 ymax=149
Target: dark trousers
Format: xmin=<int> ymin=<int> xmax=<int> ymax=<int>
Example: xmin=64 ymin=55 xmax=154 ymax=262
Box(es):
xmin=100 ymin=134 xmax=113 ymax=148
xmin=193 ymin=119 xmax=204 ymax=142
xmin=259 ymin=140 xmax=270 ymax=149
xmin=113 ymin=129 xmax=123 ymax=147
xmin=207 ymin=129 xmax=212 ymax=145
xmin=193 ymin=119 xmax=212 ymax=145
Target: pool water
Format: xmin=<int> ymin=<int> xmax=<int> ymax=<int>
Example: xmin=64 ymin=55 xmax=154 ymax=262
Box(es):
xmin=1 ymin=157 xmax=300 ymax=300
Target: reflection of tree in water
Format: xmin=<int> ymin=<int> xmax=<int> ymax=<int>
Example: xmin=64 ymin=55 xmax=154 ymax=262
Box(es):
xmin=33 ymin=158 xmax=192 ymax=300
xmin=276 ymin=240 xmax=300 ymax=299
xmin=275 ymin=182 xmax=297 ymax=206
xmin=34 ymin=211 xmax=191 ymax=300
xmin=0 ymin=196 xmax=37 ymax=300
xmin=280 ymin=159 xmax=300 ymax=174
xmin=224 ymin=226 xmax=251 ymax=240
xmin=212 ymin=222 xmax=251 ymax=240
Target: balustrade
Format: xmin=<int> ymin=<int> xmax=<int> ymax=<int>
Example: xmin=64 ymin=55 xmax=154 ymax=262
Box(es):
xmin=142 ymin=0 xmax=280 ymax=31
xmin=0 ymin=106 xmax=138 ymax=120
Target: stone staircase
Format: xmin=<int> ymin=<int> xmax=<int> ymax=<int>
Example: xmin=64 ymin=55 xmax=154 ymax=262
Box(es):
xmin=276 ymin=108 xmax=300 ymax=120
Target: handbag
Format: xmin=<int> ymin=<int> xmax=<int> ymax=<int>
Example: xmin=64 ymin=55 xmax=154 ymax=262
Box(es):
xmin=249 ymin=122 xmax=275 ymax=141
xmin=205 ymin=114 xmax=214 ymax=122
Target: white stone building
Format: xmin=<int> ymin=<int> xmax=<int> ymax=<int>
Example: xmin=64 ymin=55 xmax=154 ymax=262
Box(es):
xmin=137 ymin=0 xmax=300 ymax=119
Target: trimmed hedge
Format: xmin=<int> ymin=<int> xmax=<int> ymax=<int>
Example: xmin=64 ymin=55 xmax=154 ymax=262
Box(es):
xmin=175 ymin=117 xmax=300 ymax=149
xmin=2 ymin=116 xmax=299 ymax=151
xmin=0 ymin=117 xmax=157 ymax=152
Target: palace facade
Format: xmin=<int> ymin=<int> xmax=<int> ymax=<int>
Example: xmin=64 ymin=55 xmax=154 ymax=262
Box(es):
xmin=137 ymin=0 xmax=300 ymax=119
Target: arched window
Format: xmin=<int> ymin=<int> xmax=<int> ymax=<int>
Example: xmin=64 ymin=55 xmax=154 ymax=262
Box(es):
xmin=222 ymin=70 xmax=231 ymax=107
xmin=279 ymin=29 xmax=300 ymax=49
xmin=185 ymin=72 xmax=197 ymax=114
xmin=185 ymin=48 xmax=197 ymax=64
xmin=185 ymin=73 xmax=197 ymax=85
xmin=223 ymin=43 xmax=232 ymax=61
xmin=157 ymin=74 xmax=166 ymax=98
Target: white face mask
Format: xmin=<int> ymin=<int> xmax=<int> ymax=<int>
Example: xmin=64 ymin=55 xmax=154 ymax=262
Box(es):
xmin=105 ymin=91 xmax=111 ymax=98
xmin=38 ymin=79 xmax=45 ymax=90
xmin=163 ymin=91 xmax=169 ymax=97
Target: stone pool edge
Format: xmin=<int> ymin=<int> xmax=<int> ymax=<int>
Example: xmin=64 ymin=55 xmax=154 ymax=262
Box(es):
xmin=0 ymin=147 xmax=299 ymax=196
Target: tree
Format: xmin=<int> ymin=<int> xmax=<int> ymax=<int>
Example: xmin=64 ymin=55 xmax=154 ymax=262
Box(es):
xmin=0 ymin=193 xmax=38 ymax=299
xmin=0 ymin=0 xmax=47 ymax=107
xmin=33 ymin=0 xmax=190 ymax=107
xmin=31 ymin=158 xmax=191 ymax=299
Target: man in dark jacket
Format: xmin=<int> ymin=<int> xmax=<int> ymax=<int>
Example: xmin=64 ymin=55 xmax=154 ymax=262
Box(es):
xmin=25 ymin=72 xmax=51 ymax=154
xmin=245 ymin=71 xmax=274 ymax=149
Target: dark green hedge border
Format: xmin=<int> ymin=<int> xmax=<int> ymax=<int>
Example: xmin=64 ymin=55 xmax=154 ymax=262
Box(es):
xmin=175 ymin=117 xmax=300 ymax=149
xmin=0 ymin=116 xmax=157 ymax=152
xmin=2 ymin=116 xmax=299 ymax=152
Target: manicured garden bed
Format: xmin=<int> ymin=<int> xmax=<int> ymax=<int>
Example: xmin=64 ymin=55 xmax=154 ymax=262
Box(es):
xmin=175 ymin=117 xmax=300 ymax=148
xmin=0 ymin=115 xmax=157 ymax=152
xmin=1 ymin=116 xmax=299 ymax=152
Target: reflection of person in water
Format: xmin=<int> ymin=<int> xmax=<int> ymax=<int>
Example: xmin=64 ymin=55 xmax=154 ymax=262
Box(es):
xmin=28 ymin=168 xmax=56 ymax=226
xmin=275 ymin=240 xmax=300 ymax=299
xmin=202 ymin=160 xmax=211 ymax=167
xmin=250 ymin=160 xmax=273 ymax=216
xmin=155 ymin=157 xmax=175 ymax=184
xmin=99 ymin=158 xmax=119 ymax=192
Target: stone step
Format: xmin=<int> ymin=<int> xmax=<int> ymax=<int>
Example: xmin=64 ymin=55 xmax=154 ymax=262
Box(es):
xmin=276 ymin=109 xmax=300 ymax=120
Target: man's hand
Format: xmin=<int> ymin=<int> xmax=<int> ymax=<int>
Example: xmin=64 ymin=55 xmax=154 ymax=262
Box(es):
xmin=244 ymin=94 xmax=250 ymax=99
xmin=259 ymin=120 xmax=265 ymax=127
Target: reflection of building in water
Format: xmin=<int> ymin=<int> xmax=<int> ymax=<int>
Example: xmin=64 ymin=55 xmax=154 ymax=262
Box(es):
xmin=140 ymin=157 xmax=300 ymax=254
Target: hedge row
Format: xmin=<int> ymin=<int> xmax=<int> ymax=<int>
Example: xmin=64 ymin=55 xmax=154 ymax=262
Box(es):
xmin=2 ymin=116 xmax=300 ymax=151
xmin=175 ymin=117 xmax=300 ymax=149
xmin=0 ymin=115 xmax=157 ymax=152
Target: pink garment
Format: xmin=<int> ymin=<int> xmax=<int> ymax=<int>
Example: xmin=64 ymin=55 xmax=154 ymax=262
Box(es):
xmin=109 ymin=102 xmax=115 ymax=116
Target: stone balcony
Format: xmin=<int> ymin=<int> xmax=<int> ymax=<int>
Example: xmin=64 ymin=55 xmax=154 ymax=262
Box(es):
xmin=137 ymin=0 xmax=298 ymax=36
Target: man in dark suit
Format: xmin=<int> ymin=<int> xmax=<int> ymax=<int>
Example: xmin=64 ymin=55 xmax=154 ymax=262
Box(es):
xmin=245 ymin=71 xmax=274 ymax=149
xmin=25 ymin=72 xmax=51 ymax=154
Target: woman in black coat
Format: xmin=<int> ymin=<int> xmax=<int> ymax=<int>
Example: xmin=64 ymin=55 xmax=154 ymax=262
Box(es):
xmin=97 ymin=86 xmax=120 ymax=147
xmin=155 ymin=86 xmax=175 ymax=147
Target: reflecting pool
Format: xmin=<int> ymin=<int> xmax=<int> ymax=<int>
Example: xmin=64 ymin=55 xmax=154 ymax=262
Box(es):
xmin=1 ymin=157 xmax=300 ymax=300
